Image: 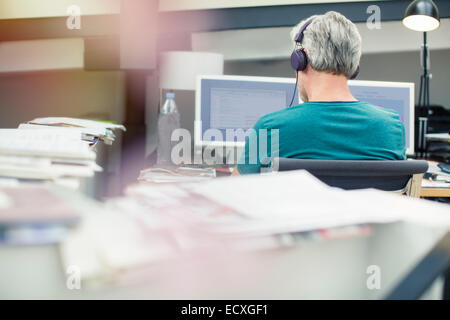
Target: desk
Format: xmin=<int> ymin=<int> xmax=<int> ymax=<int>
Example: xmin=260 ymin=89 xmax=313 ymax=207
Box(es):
xmin=0 ymin=222 xmax=446 ymax=299
xmin=419 ymin=160 xmax=450 ymax=198
xmin=421 ymin=187 xmax=450 ymax=198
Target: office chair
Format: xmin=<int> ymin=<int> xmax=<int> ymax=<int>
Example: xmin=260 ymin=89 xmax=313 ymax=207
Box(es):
xmin=270 ymin=158 xmax=429 ymax=197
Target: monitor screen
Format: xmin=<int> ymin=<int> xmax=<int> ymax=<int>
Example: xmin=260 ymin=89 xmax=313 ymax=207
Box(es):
xmin=348 ymin=80 xmax=414 ymax=154
xmin=196 ymin=76 xmax=414 ymax=155
xmin=196 ymin=75 xmax=298 ymax=147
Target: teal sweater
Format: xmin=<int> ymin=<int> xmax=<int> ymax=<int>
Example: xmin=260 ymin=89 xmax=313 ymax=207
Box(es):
xmin=237 ymin=101 xmax=406 ymax=174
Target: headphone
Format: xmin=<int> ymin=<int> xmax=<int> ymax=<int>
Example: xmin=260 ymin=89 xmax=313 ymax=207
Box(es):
xmin=290 ymin=18 xmax=360 ymax=79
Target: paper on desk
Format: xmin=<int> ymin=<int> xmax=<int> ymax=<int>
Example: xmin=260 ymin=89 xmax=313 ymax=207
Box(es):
xmin=0 ymin=155 xmax=51 ymax=167
xmin=60 ymin=205 xmax=178 ymax=284
xmin=28 ymin=117 xmax=126 ymax=131
xmin=0 ymin=154 xmax=100 ymax=182
xmin=421 ymin=179 xmax=450 ymax=188
xmin=0 ymin=178 xmax=19 ymax=187
xmin=426 ymin=160 xmax=450 ymax=179
xmin=130 ymin=169 xmax=450 ymax=235
xmin=0 ymin=190 xmax=12 ymax=209
xmin=189 ymin=170 xmax=450 ymax=235
xmin=61 ymin=169 xmax=450 ymax=285
xmin=0 ymin=129 xmax=96 ymax=160
xmin=348 ymin=187 xmax=450 ymax=229
xmin=18 ymin=123 xmax=107 ymax=139
xmin=0 ymin=185 xmax=81 ymax=226
xmin=138 ymin=167 xmax=216 ymax=183
xmin=188 ymin=171 xmax=397 ymax=233
xmin=18 ymin=123 xmax=118 ymax=146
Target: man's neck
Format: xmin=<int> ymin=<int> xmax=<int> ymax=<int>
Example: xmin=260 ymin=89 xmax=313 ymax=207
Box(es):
xmin=306 ymin=73 xmax=357 ymax=102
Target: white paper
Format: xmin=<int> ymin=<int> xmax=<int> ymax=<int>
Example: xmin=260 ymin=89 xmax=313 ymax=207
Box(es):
xmin=0 ymin=190 xmax=12 ymax=209
xmin=190 ymin=170 xmax=450 ymax=235
xmin=18 ymin=123 xmax=107 ymax=138
xmin=28 ymin=117 xmax=126 ymax=131
xmin=0 ymin=129 xmax=95 ymax=160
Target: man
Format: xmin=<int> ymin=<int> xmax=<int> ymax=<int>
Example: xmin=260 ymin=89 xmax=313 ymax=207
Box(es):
xmin=235 ymin=11 xmax=406 ymax=175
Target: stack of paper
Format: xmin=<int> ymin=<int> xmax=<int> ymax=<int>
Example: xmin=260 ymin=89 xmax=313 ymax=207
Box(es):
xmin=138 ymin=167 xmax=216 ymax=183
xmin=128 ymin=171 xmax=403 ymax=237
xmin=0 ymin=184 xmax=82 ymax=245
xmin=422 ymin=160 xmax=450 ymax=188
xmin=61 ymin=170 xmax=450 ymax=285
xmin=0 ymin=129 xmax=100 ymax=181
xmin=24 ymin=117 xmax=126 ymax=145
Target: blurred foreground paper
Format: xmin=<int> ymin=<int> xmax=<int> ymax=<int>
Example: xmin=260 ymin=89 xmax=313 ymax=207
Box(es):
xmin=0 ymin=186 xmax=81 ymax=225
xmin=62 ymin=170 xmax=450 ymax=286
xmin=0 ymin=185 xmax=82 ymax=245
xmin=129 ymin=169 xmax=450 ymax=237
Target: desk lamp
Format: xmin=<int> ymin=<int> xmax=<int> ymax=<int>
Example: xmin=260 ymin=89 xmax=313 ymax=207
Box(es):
xmin=402 ymin=0 xmax=440 ymax=157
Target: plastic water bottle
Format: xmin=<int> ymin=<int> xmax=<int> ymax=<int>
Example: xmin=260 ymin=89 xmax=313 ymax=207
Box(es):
xmin=157 ymin=92 xmax=181 ymax=166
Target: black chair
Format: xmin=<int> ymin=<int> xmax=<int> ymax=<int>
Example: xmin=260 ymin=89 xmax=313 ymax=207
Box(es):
xmin=270 ymin=158 xmax=429 ymax=197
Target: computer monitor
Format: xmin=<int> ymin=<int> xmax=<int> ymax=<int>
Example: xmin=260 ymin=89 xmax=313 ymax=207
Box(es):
xmin=195 ymin=75 xmax=298 ymax=149
xmin=348 ymin=80 xmax=415 ymax=155
xmin=195 ymin=76 xmax=414 ymax=155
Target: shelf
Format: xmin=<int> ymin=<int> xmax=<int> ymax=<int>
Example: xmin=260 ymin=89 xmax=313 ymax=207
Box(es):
xmin=0 ymin=38 xmax=84 ymax=73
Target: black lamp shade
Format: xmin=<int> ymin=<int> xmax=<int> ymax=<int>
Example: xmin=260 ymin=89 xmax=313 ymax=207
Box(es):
xmin=403 ymin=0 xmax=440 ymax=32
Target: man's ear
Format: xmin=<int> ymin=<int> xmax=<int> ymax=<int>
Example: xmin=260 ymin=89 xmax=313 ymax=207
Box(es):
xmin=304 ymin=63 xmax=312 ymax=72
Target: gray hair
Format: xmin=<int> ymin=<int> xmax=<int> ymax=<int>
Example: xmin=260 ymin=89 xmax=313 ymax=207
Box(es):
xmin=290 ymin=11 xmax=362 ymax=78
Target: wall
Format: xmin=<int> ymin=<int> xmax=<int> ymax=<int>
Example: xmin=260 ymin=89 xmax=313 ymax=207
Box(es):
xmin=0 ymin=70 xmax=125 ymax=127
xmin=159 ymin=0 xmax=385 ymax=11
xmin=0 ymin=70 xmax=126 ymax=198
xmin=223 ymin=49 xmax=450 ymax=108
xmin=192 ymin=20 xmax=450 ymax=60
xmin=0 ymin=0 xmax=120 ymax=20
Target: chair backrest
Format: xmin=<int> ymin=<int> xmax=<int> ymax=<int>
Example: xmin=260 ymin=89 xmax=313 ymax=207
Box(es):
xmin=271 ymin=158 xmax=429 ymax=191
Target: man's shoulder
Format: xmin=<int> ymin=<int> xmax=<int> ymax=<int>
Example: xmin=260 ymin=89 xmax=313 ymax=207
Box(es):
xmin=360 ymin=102 xmax=401 ymax=119
xmin=255 ymin=104 xmax=308 ymax=129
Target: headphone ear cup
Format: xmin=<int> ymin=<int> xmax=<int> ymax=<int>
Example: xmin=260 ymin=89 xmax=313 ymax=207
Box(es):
xmin=290 ymin=49 xmax=308 ymax=71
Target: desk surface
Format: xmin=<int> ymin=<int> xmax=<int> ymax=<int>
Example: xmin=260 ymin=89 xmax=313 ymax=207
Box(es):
xmin=0 ymin=222 xmax=446 ymax=299
xmin=421 ymin=187 xmax=450 ymax=198
xmin=420 ymin=160 xmax=450 ymax=198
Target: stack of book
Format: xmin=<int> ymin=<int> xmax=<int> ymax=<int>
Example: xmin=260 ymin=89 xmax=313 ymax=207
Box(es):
xmin=21 ymin=117 xmax=126 ymax=145
xmin=0 ymin=117 xmax=125 ymax=184
xmin=0 ymin=128 xmax=98 ymax=181
xmin=0 ymin=184 xmax=82 ymax=245
xmin=0 ymin=117 xmax=125 ymax=246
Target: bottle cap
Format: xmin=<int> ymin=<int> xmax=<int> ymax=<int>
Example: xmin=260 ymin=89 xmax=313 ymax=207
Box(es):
xmin=166 ymin=92 xmax=175 ymax=99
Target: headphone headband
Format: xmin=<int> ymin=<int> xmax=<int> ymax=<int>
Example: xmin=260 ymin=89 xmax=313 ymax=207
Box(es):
xmin=294 ymin=18 xmax=314 ymax=44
